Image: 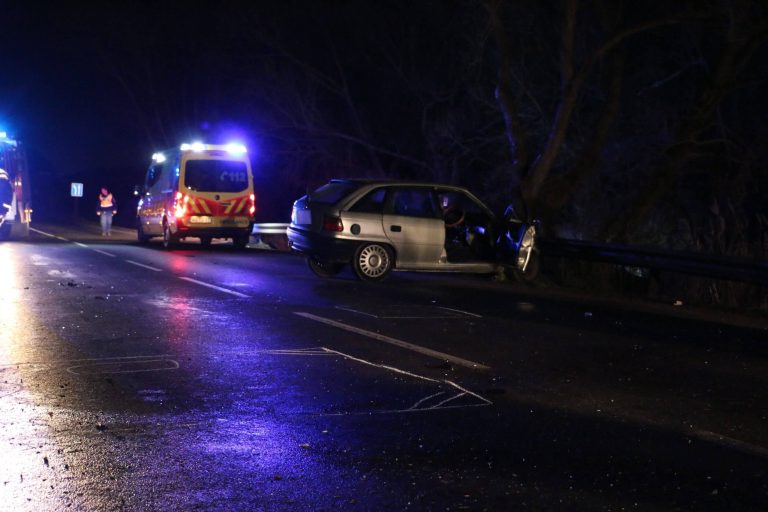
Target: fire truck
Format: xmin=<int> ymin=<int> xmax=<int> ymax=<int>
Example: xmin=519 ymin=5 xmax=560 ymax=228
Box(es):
xmin=0 ymin=131 xmax=32 ymax=240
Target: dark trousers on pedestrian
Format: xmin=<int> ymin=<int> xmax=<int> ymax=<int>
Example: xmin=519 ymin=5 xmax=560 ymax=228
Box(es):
xmin=100 ymin=211 xmax=113 ymax=236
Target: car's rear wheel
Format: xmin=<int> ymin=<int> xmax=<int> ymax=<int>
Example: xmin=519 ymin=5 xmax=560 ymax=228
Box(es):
xmin=307 ymin=257 xmax=344 ymax=278
xmin=352 ymin=243 xmax=393 ymax=281
xmin=162 ymin=221 xmax=178 ymax=249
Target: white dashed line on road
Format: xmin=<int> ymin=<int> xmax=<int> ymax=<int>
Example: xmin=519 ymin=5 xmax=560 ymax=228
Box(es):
xmin=125 ymin=260 xmax=163 ymax=272
xmin=294 ymin=312 xmax=490 ymax=370
xmin=30 ymin=227 xmax=68 ymax=241
xmin=94 ymin=249 xmax=117 ymax=257
xmin=179 ymin=277 xmax=251 ymax=298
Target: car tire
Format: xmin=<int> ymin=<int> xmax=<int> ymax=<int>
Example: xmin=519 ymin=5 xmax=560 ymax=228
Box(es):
xmin=199 ymin=236 xmax=212 ymax=248
xmin=137 ymin=223 xmax=151 ymax=244
xmin=307 ymin=257 xmax=344 ymax=278
xmin=162 ymin=221 xmax=177 ymax=249
xmin=352 ymin=243 xmax=393 ymax=281
xmin=232 ymin=233 xmax=249 ymax=249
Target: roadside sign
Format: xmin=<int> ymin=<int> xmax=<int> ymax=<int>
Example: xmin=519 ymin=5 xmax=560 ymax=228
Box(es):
xmin=71 ymin=182 xmax=83 ymax=197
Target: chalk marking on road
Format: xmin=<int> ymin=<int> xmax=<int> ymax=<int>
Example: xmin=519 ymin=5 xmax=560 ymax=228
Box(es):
xmin=430 ymin=392 xmax=468 ymax=409
xmin=438 ymin=306 xmax=482 ymax=318
xmin=294 ymin=312 xmax=490 ymax=370
xmin=321 ymin=346 xmax=440 ymax=382
xmin=125 ymin=259 xmax=163 ymax=272
xmin=73 ymin=242 xmax=88 ymax=248
xmin=335 ymin=306 xmax=379 ymax=318
xmin=94 ymin=249 xmax=117 ymax=257
xmin=179 ymin=276 xmax=250 ymax=298
xmin=67 ymin=358 xmax=179 ymax=375
xmin=443 ymin=379 xmax=492 ymax=404
xmin=315 ymin=347 xmax=492 ymax=415
xmin=409 ymin=391 xmax=446 ymax=409
xmin=693 ymin=429 xmax=768 ymax=460
xmin=336 ymin=305 xmax=479 ymax=320
xmin=0 ymin=354 xmax=178 ymax=368
xmin=30 ymin=227 xmax=69 ymax=241
xmin=65 ymin=354 xmax=176 ymax=363
xmin=247 ymin=348 xmax=336 ymax=356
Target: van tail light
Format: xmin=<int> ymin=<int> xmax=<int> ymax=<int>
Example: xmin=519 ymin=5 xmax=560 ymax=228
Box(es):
xmin=174 ymin=192 xmax=189 ymax=217
xmin=249 ymin=193 xmax=256 ymax=216
xmin=322 ymin=215 xmax=343 ymax=232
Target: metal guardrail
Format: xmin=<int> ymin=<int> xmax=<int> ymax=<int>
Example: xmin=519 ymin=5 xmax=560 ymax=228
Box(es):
xmin=252 ymin=223 xmax=289 ymax=235
xmin=249 ymin=224 xmax=767 ymax=286
xmin=539 ymin=238 xmax=768 ymax=286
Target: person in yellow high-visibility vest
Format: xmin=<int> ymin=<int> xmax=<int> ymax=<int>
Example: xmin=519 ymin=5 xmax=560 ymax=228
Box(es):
xmin=97 ymin=187 xmax=117 ymax=236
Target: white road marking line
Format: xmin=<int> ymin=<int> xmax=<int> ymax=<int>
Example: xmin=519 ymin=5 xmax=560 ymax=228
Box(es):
xmin=438 ymin=306 xmax=482 ymax=318
xmin=30 ymin=227 xmax=68 ymax=241
xmin=94 ymin=249 xmax=117 ymax=257
xmin=125 ymin=259 xmax=163 ymax=272
xmin=30 ymin=227 xmax=57 ymax=238
xmin=294 ymin=313 xmax=490 ymax=370
xmin=73 ymin=242 xmax=88 ymax=248
xmin=179 ymin=277 xmax=250 ymax=298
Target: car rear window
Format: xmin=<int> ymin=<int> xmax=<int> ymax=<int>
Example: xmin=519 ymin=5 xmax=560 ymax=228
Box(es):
xmin=184 ymin=159 xmax=249 ymax=192
xmin=310 ymin=182 xmax=359 ymax=205
xmin=349 ymin=187 xmax=387 ymax=213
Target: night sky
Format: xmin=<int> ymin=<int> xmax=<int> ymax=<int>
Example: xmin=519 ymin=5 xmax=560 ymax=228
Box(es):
xmin=2 ymin=2 xmax=767 ymax=245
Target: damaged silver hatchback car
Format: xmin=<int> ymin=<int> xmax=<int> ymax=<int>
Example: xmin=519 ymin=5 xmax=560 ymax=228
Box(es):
xmin=287 ymin=179 xmax=537 ymax=281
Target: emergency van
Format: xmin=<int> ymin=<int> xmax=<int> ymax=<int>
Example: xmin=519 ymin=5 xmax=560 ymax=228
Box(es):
xmin=136 ymin=142 xmax=255 ymax=249
xmin=0 ymin=131 xmax=32 ymax=240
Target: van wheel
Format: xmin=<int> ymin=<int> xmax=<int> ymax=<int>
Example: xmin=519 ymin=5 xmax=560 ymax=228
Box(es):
xmin=353 ymin=243 xmax=393 ymax=281
xmin=199 ymin=236 xmax=212 ymax=247
xmin=307 ymin=257 xmax=344 ymax=278
xmin=162 ymin=222 xmax=178 ymax=249
xmin=137 ymin=223 xmax=150 ymax=244
xmin=232 ymin=233 xmax=249 ymax=249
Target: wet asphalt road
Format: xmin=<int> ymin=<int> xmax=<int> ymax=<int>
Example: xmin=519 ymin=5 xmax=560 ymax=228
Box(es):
xmin=0 ymin=223 xmax=767 ymax=511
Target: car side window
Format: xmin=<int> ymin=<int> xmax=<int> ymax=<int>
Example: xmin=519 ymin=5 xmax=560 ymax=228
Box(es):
xmin=349 ymin=188 xmax=387 ymax=214
xmin=387 ymin=188 xmax=439 ymax=218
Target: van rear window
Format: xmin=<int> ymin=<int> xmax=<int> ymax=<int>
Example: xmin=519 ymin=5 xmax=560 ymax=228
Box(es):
xmin=184 ymin=160 xmax=249 ymax=192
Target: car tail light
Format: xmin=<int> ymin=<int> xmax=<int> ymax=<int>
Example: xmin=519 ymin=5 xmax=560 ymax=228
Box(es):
xmin=174 ymin=192 xmax=189 ymax=217
xmin=322 ymin=215 xmax=343 ymax=232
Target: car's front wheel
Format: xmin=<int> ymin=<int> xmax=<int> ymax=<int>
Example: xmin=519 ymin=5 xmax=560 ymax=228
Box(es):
xmin=352 ymin=243 xmax=393 ymax=281
xmin=307 ymin=257 xmax=344 ymax=278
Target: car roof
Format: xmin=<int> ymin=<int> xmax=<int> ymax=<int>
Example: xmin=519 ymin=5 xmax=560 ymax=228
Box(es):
xmin=329 ymin=178 xmax=471 ymax=191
